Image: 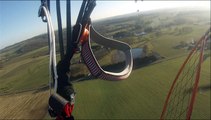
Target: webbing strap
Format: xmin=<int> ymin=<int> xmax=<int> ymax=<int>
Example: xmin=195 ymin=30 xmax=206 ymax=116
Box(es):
xmin=81 ymin=25 xmax=133 ymax=80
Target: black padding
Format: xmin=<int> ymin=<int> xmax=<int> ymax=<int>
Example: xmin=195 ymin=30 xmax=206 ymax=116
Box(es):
xmin=49 ymin=93 xmax=68 ymax=116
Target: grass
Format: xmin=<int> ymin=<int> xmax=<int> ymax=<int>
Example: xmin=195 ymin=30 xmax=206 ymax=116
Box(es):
xmin=3 ymin=46 xmax=49 ymax=66
xmin=0 ymin=55 xmax=49 ymax=93
xmin=72 ymin=55 xmax=210 ymax=119
xmin=192 ymin=53 xmax=210 ymax=119
xmin=1 ymin=42 xmax=210 ymax=119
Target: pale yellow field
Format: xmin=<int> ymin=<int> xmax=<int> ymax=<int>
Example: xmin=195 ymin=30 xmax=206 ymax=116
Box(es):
xmin=0 ymin=90 xmax=49 ymax=119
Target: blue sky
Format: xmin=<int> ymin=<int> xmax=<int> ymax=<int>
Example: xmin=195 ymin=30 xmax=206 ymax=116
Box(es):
xmin=0 ymin=1 xmax=210 ymax=49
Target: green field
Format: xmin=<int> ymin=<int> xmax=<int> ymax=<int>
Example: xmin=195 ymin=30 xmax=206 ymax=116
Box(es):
xmin=71 ymin=55 xmax=210 ymax=119
xmin=0 ymin=7 xmax=210 ymax=119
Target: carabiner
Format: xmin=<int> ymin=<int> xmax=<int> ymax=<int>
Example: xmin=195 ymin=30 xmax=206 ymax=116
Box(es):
xmin=38 ymin=0 xmax=48 ymax=22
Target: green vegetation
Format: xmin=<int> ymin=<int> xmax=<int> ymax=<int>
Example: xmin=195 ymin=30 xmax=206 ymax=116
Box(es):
xmin=0 ymin=54 xmax=49 ymax=93
xmin=72 ymin=55 xmax=210 ymax=119
xmin=0 ymin=8 xmax=210 ymax=119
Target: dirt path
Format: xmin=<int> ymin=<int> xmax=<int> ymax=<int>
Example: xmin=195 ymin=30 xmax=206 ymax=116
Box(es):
xmin=0 ymin=90 xmax=49 ymax=119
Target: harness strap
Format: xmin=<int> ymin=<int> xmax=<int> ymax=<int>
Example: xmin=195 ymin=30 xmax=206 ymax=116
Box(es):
xmin=81 ymin=25 xmax=133 ymax=81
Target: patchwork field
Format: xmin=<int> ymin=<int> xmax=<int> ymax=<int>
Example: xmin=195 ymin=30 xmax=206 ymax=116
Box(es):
xmin=0 ymin=7 xmax=210 ymax=119
xmin=0 ymin=54 xmax=210 ymax=119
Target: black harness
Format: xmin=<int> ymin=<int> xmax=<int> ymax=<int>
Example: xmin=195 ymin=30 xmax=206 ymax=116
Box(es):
xmin=39 ymin=0 xmax=96 ymax=119
xmin=39 ymin=0 xmax=133 ymax=119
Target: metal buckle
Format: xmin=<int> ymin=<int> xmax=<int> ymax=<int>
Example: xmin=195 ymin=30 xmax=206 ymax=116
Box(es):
xmin=38 ymin=1 xmax=48 ymax=22
xmin=70 ymin=92 xmax=76 ymax=105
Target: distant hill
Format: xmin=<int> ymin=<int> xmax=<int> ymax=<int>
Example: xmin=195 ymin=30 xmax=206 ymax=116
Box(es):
xmin=0 ymin=7 xmax=209 ymax=62
xmin=0 ymin=29 xmax=67 ymax=61
xmin=1 ymin=34 xmax=48 ymax=54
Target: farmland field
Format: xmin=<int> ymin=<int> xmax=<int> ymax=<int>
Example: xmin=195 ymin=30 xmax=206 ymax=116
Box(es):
xmin=0 ymin=7 xmax=210 ymax=119
xmin=72 ymin=55 xmax=210 ymax=119
xmin=0 ymin=90 xmax=48 ymax=119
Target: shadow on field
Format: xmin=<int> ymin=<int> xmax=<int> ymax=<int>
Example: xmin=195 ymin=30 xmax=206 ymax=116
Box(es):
xmin=71 ymin=75 xmax=96 ymax=82
xmin=70 ymin=55 xmax=162 ymax=83
xmin=198 ymin=84 xmax=211 ymax=93
xmin=185 ymin=84 xmax=211 ymax=94
xmin=133 ymin=56 xmax=160 ymax=69
xmin=203 ymin=53 xmax=210 ymax=62
xmin=101 ymin=54 xmax=162 ymax=71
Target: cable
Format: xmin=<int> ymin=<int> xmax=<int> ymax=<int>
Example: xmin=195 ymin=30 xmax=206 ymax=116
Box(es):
xmin=56 ymin=0 xmax=65 ymax=60
xmin=66 ymin=0 xmax=72 ymax=58
xmin=76 ymin=0 xmax=88 ymax=25
xmin=41 ymin=6 xmax=58 ymax=93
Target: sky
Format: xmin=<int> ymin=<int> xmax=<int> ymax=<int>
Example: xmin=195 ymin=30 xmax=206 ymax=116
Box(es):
xmin=0 ymin=0 xmax=210 ymax=50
